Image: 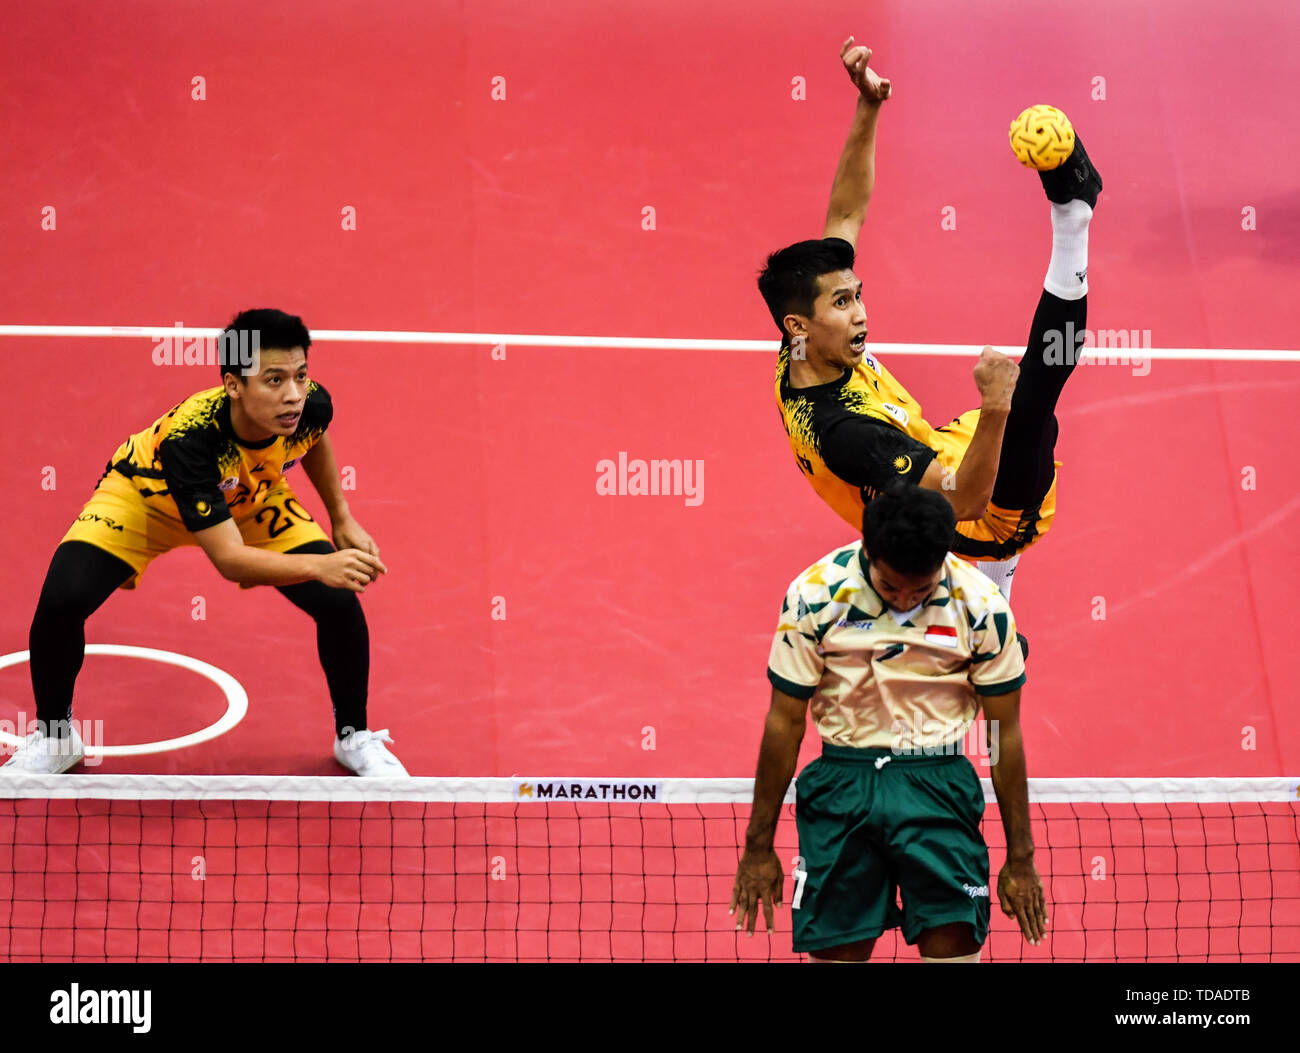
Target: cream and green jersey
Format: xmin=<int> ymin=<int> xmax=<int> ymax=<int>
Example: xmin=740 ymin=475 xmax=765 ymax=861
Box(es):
xmin=766 ymin=540 xmax=1026 ymax=751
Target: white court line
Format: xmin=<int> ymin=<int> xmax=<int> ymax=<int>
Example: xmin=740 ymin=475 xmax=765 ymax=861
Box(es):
xmin=0 ymin=644 xmax=247 ymax=758
xmin=0 ymin=324 xmax=1298 ymax=361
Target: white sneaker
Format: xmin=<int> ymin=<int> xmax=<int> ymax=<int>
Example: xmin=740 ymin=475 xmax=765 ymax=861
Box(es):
xmin=1 ymin=726 xmax=85 ymax=774
xmin=333 ymin=729 xmax=409 ymax=776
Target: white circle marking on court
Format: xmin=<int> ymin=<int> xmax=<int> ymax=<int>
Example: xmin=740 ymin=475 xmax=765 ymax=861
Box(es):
xmin=0 ymin=644 xmax=248 ymax=756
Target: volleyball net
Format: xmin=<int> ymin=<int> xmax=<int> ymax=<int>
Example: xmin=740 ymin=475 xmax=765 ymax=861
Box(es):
xmin=1 ymin=774 xmax=1297 ymax=962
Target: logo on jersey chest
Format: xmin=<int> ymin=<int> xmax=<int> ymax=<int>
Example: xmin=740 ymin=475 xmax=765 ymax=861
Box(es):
xmin=859 ymin=353 xmax=880 ymax=375
xmin=282 ymin=458 xmax=298 ymax=472
xmin=219 ymin=476 xmax=239 ymax=492
xmin=881 ymin=402 xmax=909 ymax=426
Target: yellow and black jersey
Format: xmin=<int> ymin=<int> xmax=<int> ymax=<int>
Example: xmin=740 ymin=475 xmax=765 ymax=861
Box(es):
xmin=102 ymin=382 xmax=332 ymax=533
xmin=775 ymin=347 xmax=1060 ymax=560
xmin=777 ymin=346 xmax=986 ymax=512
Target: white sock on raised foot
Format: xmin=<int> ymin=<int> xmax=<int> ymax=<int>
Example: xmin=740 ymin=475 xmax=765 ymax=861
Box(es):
xmin=976 ymin=554 xmax=1019 ymax=603
xmin=1044 ymin=199 xmax=1092 ymax=301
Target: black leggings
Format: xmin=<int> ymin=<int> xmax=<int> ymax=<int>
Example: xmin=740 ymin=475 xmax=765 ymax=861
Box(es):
xmin=29 ymin=539 xmax=368 ymax=737
xmin=990 ymin=289 xmax=1087 ymax=511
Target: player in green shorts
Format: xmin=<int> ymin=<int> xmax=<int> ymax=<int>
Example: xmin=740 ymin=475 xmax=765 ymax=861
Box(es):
xmin=730 ymin=486 xmax=1048 ymax=961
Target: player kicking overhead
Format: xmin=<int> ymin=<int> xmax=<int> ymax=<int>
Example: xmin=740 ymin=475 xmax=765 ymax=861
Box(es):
xmin=760 ymin=38 xmax=1102 ymax=603
xmin=2 ymin=309 xmax=407 ymax=777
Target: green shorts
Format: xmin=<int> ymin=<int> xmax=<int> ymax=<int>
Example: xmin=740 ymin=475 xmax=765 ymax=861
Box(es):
xmin=792 ymin=744 xmax=990 ymax=954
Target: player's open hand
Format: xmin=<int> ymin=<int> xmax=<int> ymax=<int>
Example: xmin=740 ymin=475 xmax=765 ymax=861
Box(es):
xmin=997 ymin=856 xmax=1049 ymax=946
xmin=318 ymin=548 xmax=387 ymax=592
xmin=729 ymin=848 xmax=784 ymax=936
xmin=841 ymin=37 xmax=891 ymax=103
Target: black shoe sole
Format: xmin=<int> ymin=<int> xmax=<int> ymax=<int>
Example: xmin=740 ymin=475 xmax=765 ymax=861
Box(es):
xmin=1038 ymin=134 xmax=1103 ymax=208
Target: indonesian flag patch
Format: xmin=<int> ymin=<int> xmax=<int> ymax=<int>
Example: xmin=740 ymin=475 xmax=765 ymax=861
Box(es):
xmin=924 ymin=625 xmax=959 ymax=648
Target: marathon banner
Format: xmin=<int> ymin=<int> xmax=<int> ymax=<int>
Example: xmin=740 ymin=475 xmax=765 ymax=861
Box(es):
xmin=511 ymin=778 xmax=664 ymax=802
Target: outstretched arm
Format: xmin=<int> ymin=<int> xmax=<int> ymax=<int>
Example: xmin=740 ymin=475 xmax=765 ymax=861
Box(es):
xmin=823 ymin=37 xmax=892 ymax=247
xmin=980 ymin=688 xmax=1049 ymax=946
xmin=730 ymin=687 xmax=809 ymax=935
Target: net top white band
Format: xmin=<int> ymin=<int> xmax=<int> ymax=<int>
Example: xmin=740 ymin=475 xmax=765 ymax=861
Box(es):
xmin=0 ymin=774 xmax=1296 ymax=805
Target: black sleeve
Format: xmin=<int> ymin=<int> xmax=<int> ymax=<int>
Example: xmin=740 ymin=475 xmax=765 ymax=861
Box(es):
xmin=157 ymin=431 xmax=232 ymax=533
xmin=295 ymin=381 xmax=333 ymax=443
xmin=820 ymin=415 xmax=937 ymax=492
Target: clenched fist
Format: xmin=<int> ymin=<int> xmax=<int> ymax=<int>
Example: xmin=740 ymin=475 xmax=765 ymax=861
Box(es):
xmin=973 ymin=346 xmax=1019 ymax=411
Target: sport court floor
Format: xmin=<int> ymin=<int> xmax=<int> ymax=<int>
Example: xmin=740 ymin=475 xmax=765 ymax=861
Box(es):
xmin=0 ymin=0 xmax=1296 ymax=790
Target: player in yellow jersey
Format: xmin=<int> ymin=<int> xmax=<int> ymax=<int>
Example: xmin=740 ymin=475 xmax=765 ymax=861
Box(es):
xmin=761 ymin=39 xmax=1102 ymax=605
xmin=2 ymin=309 xmax=406 ymax=777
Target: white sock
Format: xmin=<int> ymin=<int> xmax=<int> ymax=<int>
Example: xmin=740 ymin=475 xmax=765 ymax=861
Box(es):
xmin=975 ymin=554 xmax=1019 ymax=603
xmin=920 ymin=950 xmax=982 ymax=963
xmin=1043 ymin=199 xmax=1092 ymax=301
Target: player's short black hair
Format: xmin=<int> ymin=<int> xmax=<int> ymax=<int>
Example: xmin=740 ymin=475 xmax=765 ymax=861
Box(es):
xmin=757 ymin=237 xmax=856 ymax=342
xmin=861 ymin=487 xmax=956 ymax=576
xmin=219 ymin=308 xmax=311 ymax=381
